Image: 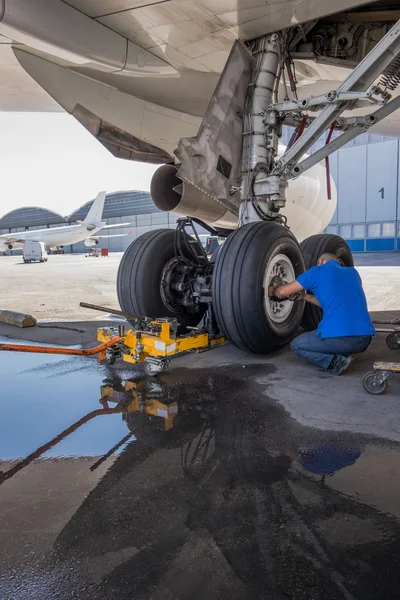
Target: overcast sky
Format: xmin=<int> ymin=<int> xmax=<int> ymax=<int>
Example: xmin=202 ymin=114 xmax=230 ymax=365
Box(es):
xmin=0 ymin=112 xmax=158 ymax=218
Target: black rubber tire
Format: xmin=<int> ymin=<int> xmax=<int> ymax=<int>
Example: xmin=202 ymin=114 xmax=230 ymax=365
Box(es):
xmin=212 ymin=222 xmax=305 ymax=353
xmin=117 ymin=229 xmax=200 ymax=329
xmin=300 ymin=234 xmax=353 ymax=331
xmin=362 ymin=371 xmax=388 ymax=395
xmin=209 ymin=244 xmax=221 ymax=263
xmin=386 ymin=332 xmax=400 ymax=350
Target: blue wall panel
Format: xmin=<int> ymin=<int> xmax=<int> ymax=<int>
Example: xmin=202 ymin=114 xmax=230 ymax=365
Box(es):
xmin=345 ymin=239 xmax=365 ymax=252
xmin=366 ymin=238 xmax=395 ymax=251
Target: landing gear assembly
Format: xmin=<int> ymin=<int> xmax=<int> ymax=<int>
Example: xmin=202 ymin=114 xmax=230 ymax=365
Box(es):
xmin=117 ymin=18 xmax=400 ymax=354
xmin=117 ymin=219 xmax=353 ymax=354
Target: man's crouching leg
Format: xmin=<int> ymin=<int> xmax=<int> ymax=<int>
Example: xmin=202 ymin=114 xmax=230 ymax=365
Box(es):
xmin=290 ymin=331 xmax=349 ymax=374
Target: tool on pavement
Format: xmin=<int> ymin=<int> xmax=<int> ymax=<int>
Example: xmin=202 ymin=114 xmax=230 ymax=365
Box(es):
xmin=372 ymin=319 xmax=400 ymax=349
xmin=363 ymin=361 xmax=400 ymax=395
xmin=0 ymin=336 xmax=120 ymax=360
xmin=362 ymin=320 xmax=400 ymax=394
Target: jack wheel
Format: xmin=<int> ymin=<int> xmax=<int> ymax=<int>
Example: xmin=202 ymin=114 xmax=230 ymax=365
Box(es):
xmin=362 ymin=371 xmax=388 ymax=395
xmin=143 ymin=359 xmax=168 ymax=377
xmin=386 ymin=332 xmax=400 ymax=349
xmin=117 ymin=229 xmax=203 ymax=330
xmin=300 ymin=234 xmax=353 ymax=331
xmin=105 ymin=350 xmax=116 ymax=365
xmin=212 ymin=222 xmax=305 ymax=353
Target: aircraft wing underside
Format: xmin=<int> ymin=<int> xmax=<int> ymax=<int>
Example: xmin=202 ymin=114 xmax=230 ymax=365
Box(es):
xmin=0 ymin=234 xmax=25 ymax=244
xmin=89 ymin=233 xmax=130 ymax=240
xmin=4 ymin=0 xmax=400 ymax=163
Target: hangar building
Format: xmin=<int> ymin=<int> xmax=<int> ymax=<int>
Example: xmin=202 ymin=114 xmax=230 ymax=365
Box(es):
xmin=1 ymin=131 xmax=400 ymax=253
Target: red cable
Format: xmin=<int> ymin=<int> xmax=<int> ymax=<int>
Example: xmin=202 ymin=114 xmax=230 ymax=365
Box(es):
xmin=295 ymin=116 xmax=307 ymax=142
xmin=325 ymin=123 xmax=335 ymax=200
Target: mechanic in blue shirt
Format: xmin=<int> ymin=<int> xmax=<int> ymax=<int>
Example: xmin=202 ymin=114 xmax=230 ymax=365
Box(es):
xmin=269 ymin=253 xmax=375 ymax=375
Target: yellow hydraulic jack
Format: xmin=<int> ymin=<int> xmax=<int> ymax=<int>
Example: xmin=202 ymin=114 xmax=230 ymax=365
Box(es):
xmin=86 ymin=302 xmax=226 ymax=375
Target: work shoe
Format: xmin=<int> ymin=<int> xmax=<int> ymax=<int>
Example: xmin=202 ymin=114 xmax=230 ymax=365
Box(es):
xmin=329 ymin=355 xmax=352 ymax=376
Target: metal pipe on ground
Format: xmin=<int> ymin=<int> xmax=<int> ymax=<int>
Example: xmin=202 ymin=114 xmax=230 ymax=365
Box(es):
xmin=0 ymin=310 xmax=36 ymax=327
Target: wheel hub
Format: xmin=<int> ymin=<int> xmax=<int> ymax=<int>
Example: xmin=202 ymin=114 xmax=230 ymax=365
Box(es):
xmin=160 ymin=257 xmax=189 ymax=314
xmin=160 ymin=258 xmax=211 ymax=315
xmin=264 ymin=253 xmax=296 ymax=324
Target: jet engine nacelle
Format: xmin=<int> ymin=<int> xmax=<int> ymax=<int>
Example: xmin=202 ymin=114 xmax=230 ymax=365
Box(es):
xmin=84 ymin=239 xmax=99 ymax=247
xmin=0 ymin=243 xmax=10 ymax=253
xmin=151 ymin=159 xmax=337 ymax=242
xmin=151 ymin=165 xmax=238 ymax=230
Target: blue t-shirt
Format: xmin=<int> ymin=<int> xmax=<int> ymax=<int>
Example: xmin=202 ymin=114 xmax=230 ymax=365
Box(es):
xmin=297 ymin=260 xmax=375 ymax=339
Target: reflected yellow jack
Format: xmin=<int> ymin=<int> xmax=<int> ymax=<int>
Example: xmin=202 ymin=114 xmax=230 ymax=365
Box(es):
xmin=101 ymin=377 xmax=178 ymax=431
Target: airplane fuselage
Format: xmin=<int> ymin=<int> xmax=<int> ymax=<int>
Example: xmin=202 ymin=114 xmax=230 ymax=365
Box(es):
xmin=6 ymin=223 xmax=104 ymax=251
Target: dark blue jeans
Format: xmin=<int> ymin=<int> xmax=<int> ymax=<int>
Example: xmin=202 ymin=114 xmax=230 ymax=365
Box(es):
xmin=290 ymin=330 xmax=371 ymax=369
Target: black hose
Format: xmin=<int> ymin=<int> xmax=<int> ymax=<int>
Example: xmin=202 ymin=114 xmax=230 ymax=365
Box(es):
xmin=37 ymin=324 xmax=85 ymax=333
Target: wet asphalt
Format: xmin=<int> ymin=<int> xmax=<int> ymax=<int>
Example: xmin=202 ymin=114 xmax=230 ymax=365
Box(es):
xmin=1 ymin=346 xmax=400 ymax=600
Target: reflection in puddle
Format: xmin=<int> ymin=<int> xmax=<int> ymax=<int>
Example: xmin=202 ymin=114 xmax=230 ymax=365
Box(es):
xmin=1 ymin=355 xmax=400 ymax=599
xmin=0 ymin=346 xmax=128 ymax=460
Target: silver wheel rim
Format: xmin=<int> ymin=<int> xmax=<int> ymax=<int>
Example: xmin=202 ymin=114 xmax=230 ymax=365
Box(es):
xmin=264 ymin=253 xmax=296 ymax=324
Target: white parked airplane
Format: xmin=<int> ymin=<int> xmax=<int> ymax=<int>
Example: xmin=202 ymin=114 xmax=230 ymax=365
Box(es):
xmin=0 ymin=0 xmax=399 ymax=354
xmin=0 ymin=191 xmax=130 ymax=253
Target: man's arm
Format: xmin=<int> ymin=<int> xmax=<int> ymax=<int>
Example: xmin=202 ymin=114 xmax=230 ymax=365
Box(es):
xmin=268 ymin=281 xmax=321 ymax=307
xmin=303 ymin=294 xmax=321 ymax=307
xmin=268 ymin=280 xmax=303 ymax=299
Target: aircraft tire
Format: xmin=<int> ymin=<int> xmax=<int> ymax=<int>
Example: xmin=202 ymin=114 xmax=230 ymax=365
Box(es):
xmin=300 ymin=234 xmax=353 ymax=331
xmin=212 ymin=222 xmax=305 ymax=353
xmin=117 ymin=229 xmax=201 ymax=329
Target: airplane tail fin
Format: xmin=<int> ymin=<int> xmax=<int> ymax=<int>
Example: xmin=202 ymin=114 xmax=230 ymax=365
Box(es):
xmin=83 ymin=191 xmax=106 ymax=225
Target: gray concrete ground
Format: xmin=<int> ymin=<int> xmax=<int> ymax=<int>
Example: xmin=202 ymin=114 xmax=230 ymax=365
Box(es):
xmin=354 ymin=252 xmax=400 ymax=313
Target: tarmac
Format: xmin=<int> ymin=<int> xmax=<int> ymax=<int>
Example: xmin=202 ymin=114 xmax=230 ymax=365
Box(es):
xmin=1 ymin=251 xmax=400 ymax=598
xmin=0 ymin=253 xmax=121 ymax=321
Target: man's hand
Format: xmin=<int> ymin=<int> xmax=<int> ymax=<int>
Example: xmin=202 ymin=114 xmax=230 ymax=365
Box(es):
xmin=268 ymin=286 xmax=279 ymax=298
xmin=268 ymin=281 xmax=303 ymax=299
